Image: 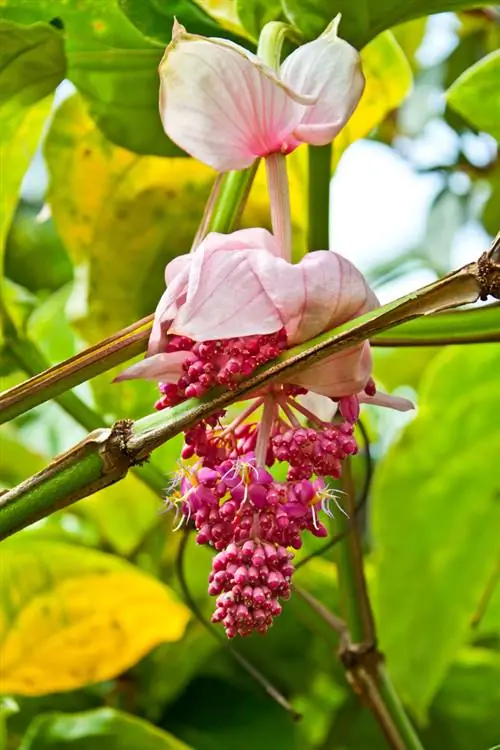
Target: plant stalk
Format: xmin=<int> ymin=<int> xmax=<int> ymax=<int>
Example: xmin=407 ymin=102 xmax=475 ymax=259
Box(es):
xmin=334 ymin=461 xmax=423 ymax=750
xmin=5 ymin=333 xmax=167 ymax=497
xmin=308 ymin=144 xmax=332 ymax=251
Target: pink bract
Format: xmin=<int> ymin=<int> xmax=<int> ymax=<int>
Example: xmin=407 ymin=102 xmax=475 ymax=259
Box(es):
xmin=159 ymin=17 xmax=365 ymax=171
xmin=117 ymin=228 xmax=380 ymax=399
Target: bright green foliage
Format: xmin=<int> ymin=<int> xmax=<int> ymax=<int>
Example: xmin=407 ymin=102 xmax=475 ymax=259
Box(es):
xmin=281 ymin=0 xmax=498 ymax=47
xmin=0 ymin=21 xmax=65 ymax=257
xmin=447 ymin=50 xmax=500 ymax=141
xmin=372 ymin=345 xmax=500 ymax=716
xmin=19 ymin=708 xmax=193 ymax=750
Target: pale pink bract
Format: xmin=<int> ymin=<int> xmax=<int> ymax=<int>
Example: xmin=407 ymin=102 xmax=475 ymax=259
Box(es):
xmin=159 ymin=17 xmax=365 ymax=171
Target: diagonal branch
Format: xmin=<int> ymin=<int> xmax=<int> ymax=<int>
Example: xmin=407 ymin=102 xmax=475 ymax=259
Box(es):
xmin=0 ymin=247 xmax=499 ymax=541
xmin=2 ymin=237 xmax=499 ymax=426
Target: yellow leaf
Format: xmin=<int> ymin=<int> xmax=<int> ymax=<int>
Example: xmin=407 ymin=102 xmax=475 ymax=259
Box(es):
xmin=0 ymin=539 xmax=190 ymax=695
xmin=192 ymin=0 xmax=250 ymax=38
xmin=334 ymin=31 xmax=412 ymax=164
xmin=45 ymin=94 xmax=217 ymax=342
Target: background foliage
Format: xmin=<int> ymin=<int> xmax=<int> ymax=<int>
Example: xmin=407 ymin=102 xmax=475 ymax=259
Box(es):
xmin=0 ymin=0 xmax=499 ymax=748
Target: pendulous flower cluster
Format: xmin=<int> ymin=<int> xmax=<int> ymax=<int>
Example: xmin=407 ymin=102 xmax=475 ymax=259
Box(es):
xmin=117 ymin=17 xmax=413 ymax=637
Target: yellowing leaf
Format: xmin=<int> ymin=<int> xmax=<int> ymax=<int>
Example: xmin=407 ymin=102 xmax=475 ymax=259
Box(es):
xmin=334 ymin=31 xmax=412 ymax=164
xmin=0 ymin=538 xmax=190 ymax=695
xmin=192 ymin=0 xmax=250 ymax=38
xmin=44 ymin=94 xmax=217 ymax=341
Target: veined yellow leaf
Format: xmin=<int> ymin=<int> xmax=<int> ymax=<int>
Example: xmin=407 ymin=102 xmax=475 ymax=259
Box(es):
xmin=0 ymin=539 xmax=190 ymax=695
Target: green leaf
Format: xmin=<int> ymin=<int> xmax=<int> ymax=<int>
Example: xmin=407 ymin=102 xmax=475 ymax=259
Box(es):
xmin=0 ymin=21 xmax=65 ymax=115
xmin=19 ymin=708 xmax=192 ymax=750
xmin=374 ymin=305 xmax=500 ymax=345
xmin=371 ymin=344 xmax=500 ymax=717
xmin=280 ymin=0 xmax=498 ymax=48
xmin=0 ymin=20 xmax=65 ymax=256
xmin=0 ymin=538 xmax=190 ymax=695
xmin=422 ymin=648 xmax=500 ymax=750
xmin=119 ymin=0 xmax=247 ymax=45
xmin=162 ymin=676 xmax=299 ymax=750
xmin=447 ymin=50 xmax=500 ymax=141
xmin=76 ymin=473 xmax=165 ymax=557
xmin=0 ymin=429 xmax=45 ymax=487
xmin=236 ymin=0 xmax=282 ymax=40
xmin=0 ymin=2 xmax=181 ymax=156
xmin=44 ymin=93 xmax=215 ymax=341
xmin=4 ymin=203 xmax=73 ymax=294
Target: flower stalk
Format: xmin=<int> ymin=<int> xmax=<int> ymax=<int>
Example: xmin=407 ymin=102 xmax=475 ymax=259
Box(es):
xmin=308 ymin=143 xmax=332 ymax=251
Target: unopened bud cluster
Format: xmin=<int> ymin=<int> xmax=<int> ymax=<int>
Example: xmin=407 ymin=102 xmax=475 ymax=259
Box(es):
xmin=159 ymin=332 xmax=367 ymax=637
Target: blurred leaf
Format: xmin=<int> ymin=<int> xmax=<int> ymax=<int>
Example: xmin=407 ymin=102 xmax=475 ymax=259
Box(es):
xmin=334 ymin=32 xmax=412 ymax=164
xmin=0 ymin=1 xmax=181 ymax=156
xmin=374 ymin=305 xmax=500 ymax=346
xmin=76 ymin=473 xmax=164 ymax=557
xmin=475 ymin=568 xmax=500 ymax=638
xmin=422 ymin=647 xmax=500 ymax=750
xmin=44 ymin=93 xmax=215 ymax=341
xmin=27 ymin=285 xmax=76 ymax=364
xmin=0 ymin=538 xmax=190 ymax=695
xmin=4 ymin=203 xmax=73 ymax=293
xmin=280 ymin=0 xmax=497 ymax=48
xmin=119 ymin=0 xmax=247 ymax=45
xmin=419 ymin=190 xmax=464 ymax=275
xmin=0 ymin=20 xmax=65 ymax=256
xmin=447 ymin=50 xmax=500 ymax=141
xmin=235 ymin=0 xmax=282 ymax=40
xmin=0 ymin=429 xmax=45 ymax=487
xmin=392 ymin=18 xmax=427 ymax=69
xmin=372 ymin=344 xmax=500 ymax=717
xmin=483 ymin=165 xmax=500 ymax=236
xmin=135 ymin=624 xmax=220 ymax=720
xmin=0 ymin=21 xmax=64 ymax=116
xmin=19 ymin=708 xmax=192 ymax=750
xmin=192 ymin=0 xmax=250 ymax=37
xmin=373 ymin=346 xmax=439 ymax=391
xmin=162 ymin=676 xmax=298 ymax=750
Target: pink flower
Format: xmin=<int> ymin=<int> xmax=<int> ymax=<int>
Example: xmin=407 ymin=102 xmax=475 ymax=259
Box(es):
xmin=117 ymin=227 xmax=383 ymax=399
xmin=159 ymin=17 xmax=364 ymax=171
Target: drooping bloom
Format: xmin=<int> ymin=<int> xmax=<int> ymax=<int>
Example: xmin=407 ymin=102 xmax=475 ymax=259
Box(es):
xmin=117 ymin=229 xmax=412 ymax=638
xmin=159 ymin=17 xmax=365 ymax=171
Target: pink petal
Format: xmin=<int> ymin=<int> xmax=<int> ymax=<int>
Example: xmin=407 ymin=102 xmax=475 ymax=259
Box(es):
xmin=170 ymin=246 xmax=289 ymax=340
xmin=282 ymin=251 xmax=377 ymax=345
xmin=359 ymin=391 xmax=414 ymax=411
xmin=159 ymin=23 xmax=312 ymax=171
xmin=290 ymin=341 xmax=372 ymax=397
xmin=280 ymin=15 xmax=364 ymax=146
xmin=114 ymin=351 xmax=188 ymax=382
xmin=148 ymin=270 xmax=191 ymax=355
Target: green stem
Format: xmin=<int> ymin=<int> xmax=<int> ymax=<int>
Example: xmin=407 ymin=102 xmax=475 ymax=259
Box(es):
xmin=307 ymin=143 xmax=332 ymax=251
xmin=335 ymin=459 xmax=375 ymax=643
xmin=205 ymin=164 xmax=259 ymax=236
xmin=7 ymin=332 xmax=167 ymax=497
xmin=335 ymin=462 xmax=423 ymax=750
xmin=377 ymin=665 xmax=425 ymax=750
